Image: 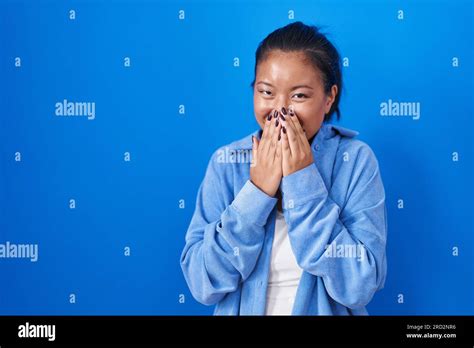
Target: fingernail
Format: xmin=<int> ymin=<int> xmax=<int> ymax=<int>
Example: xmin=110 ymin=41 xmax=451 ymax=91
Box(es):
xmin=273 ymin=110 xmax=279 ymax=119
xmin=281 ymin=107 xmax=287 ymax=115
xmin=278 ymin=133 xmax=281 ymax=141
xmin=289 ymin=109 xmax=294 ymax=117
xmin=280 ymin=114 xmax=286 ymax=121
xmin=267 ymin=113 xmax=272 ymax=121
xmin=282 ymin=126 xmax=286 ymax=134
xmin=275 ymin=120 xmax=279 ymax=127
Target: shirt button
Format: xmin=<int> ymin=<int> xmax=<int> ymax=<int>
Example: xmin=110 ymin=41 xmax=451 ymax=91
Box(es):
xmin=315 ymin=144 xmax=320 ymax=150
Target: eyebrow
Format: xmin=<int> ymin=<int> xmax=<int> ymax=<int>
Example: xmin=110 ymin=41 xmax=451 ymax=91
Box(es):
xmin=256 ymin=81 xmax=314 ymax=90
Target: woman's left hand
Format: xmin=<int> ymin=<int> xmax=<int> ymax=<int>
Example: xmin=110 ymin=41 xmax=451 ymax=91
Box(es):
xmin=279 ymin=107 xmax=314 ymax=177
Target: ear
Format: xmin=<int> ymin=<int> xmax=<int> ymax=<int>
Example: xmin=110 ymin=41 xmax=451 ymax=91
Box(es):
xmin=325 ymin=85 xmax=338 ymax=114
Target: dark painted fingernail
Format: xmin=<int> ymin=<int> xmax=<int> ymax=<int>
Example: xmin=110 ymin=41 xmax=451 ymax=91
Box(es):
xmin=280 ymin=114 xmax=286 ymax=121
xmin=281 ymin=107 xmax=287 ymax=115
xmin=273 ymin=110 xmax=278 ymax=119
xmin=267 ymin=113 xmax=272 ymax=121
xmin=275 ymin=120 xmax=279 ymax=127
xmin=289 ymin=109 xmax=294 ymax=116
xmin=278 ymin=133 xmax=281 ymax=141
xmin=282 ymin=126 xmax=286 ymax=134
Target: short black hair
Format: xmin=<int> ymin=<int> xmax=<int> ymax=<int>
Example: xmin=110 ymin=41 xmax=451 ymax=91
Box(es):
xmin=251 ymin=21 xmax=343 ymax=122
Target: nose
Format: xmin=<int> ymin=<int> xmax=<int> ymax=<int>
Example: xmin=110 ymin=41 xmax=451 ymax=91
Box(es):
xmin=274 ymin=95 xmax=291 ymax=114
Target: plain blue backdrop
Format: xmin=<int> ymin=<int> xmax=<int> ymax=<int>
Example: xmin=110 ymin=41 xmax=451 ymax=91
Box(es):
xmin=0 ymin=0 xmax=473 ymax=314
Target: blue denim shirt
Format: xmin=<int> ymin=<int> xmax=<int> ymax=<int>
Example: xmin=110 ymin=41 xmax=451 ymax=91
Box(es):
xmin=180 ymin=122 xmax=387 ymax=315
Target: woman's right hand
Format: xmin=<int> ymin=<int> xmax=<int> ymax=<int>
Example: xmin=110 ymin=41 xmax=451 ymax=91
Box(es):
xmin=250 ymin=110 xmax=283 ymax=197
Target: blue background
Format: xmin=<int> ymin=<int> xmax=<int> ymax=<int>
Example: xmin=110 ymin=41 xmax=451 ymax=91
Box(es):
xmin=0 ymin=0 xmax=473 ymax=315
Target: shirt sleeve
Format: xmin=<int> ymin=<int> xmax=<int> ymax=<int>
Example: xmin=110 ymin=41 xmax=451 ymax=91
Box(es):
xmin=180 ymin=149 xmax=277 ymax=306
xmin=281 ymin=143 xmax=387 ymax=309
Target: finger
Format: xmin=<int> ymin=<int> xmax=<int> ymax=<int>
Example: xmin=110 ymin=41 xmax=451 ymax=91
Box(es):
xmin=281 ymin=107 xmax=298 ymax=138
xmin=262 ymin=111 xmax=273 ymax=140
xmin=275 ymin=128 xmax=282 ymax=162
xmin=269 ymin=115 xmax=282 ymax=160
xmin=281 ymin=124 xmax=291 ymax=163
xmin=279 ymin=110 xmax=300 ymax=156
xmin=264 ymin=111 xmax=278 ymax=156
xmin=251 ymin=135 xmax=259 ymax=167
xmin=287 ymin=105 xmax=306 ymax=143
xmin=260 ymin=110 xmax=274 ymax=154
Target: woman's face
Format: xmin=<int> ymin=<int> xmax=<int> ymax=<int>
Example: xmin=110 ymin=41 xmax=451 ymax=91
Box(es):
xmin=253 ymin=50 xmax=338 ymax=141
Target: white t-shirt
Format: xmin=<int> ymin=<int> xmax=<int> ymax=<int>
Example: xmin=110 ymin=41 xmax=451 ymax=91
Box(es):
xmin=264 ymin=210 xmax=303 ymax=315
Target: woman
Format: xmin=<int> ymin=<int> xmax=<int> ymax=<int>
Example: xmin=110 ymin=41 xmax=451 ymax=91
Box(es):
xmin=180 ymin=21 xmax=387 ymax=315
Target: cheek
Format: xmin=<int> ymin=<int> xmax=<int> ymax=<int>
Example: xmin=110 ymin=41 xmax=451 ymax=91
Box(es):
xmin=253 ymin=95 xmax=268 ymax=128
xmin=292 ymin=107 xmax=316 ymax=127
xmin=292 ymin=103 xmax=325 ymax=133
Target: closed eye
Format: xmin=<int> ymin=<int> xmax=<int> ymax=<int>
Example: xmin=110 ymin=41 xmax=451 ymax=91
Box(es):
xmin=258 ymin=90 xmax=309 ymax=99
xmin=259 ymin=89 xmax=272 ymax=96
xmin=293 ymin=93 xmax=308 ymax=99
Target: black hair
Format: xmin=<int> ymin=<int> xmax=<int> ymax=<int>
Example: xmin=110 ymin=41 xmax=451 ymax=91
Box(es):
xmin=250 ymin=21 xmax=343 ymax=122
